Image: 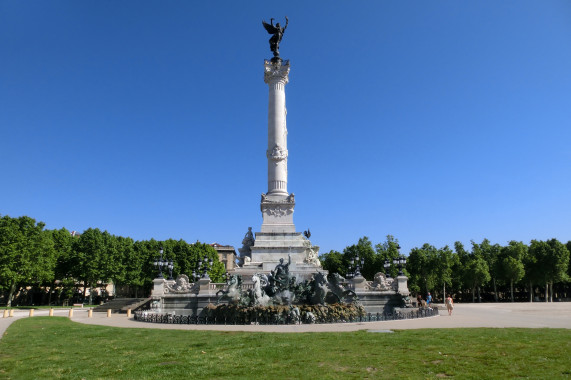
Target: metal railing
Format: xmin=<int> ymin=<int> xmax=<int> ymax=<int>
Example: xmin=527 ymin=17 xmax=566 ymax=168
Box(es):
xmin=133 ymin=307 xmax=438 ymax=325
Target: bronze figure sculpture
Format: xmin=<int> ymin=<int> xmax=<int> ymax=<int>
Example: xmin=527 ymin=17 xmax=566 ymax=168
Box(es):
xmin=262 ymin=17 xmax=288 ymax=59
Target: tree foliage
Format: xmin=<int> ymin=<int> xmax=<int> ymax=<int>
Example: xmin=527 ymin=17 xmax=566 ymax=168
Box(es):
xmin=1 ymin=212 xmax=570 ymax=305
xmin=0 ymin=214 xmax=227 ymax=305
xmin=0 ymin=215 xmax=56 ymax=306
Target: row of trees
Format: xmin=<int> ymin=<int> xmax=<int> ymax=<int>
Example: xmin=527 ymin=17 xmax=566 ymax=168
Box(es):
xmin=2 ymin=213 xmax=569 ymax=306
xmin=0 ymin=215 xmax=225 ymax=307
xmin=320 ymin=235 xmax=570 ymax=303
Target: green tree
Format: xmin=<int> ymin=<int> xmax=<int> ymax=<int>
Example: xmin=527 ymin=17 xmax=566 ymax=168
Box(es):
xmin=434 ymin=245 xmax=457 ymax=301
xmin=160 ymin=240 xmax=225 ymax=283
xmin=471 ymin=239 xmax=501 ymax=301
xmin=463 ymin=256 xmax=491 ymax=302
xmin=343 ymin=237 xmax=376 ymax=280
xmin=499 ymin=241 xmax=527 ymax=302
xmin=502 ymin=256 xmax=525 ymax=302
xmin=453 ymin=242 xmax=470 ymax=301
xmin=0 ymin=215 xmax=56 ymax=306
xmin=70 ymin=228 xmax=116 ymax=304
xmin=320 ymin=250 xmax=345 ymax=275
xmin=133 ymin=239 xmax=163 ymax=294
xmin=374 ymin=235 xmax=401 ymax=278
xmin=114 ymin=236 xmax=140 ymax=296
xmin=528 ymin=239 xmax=569 ymax=302
xmin=49 ymin=227 xmax=75 ymax=305
xmin=188 ymin=241 xmax=225 ymax=283
xmin=407 ymin=244 xmax=438 ymax=296
xmin=567 ymin=241 xmax=571 ymax=279
xmin=98 ymin=232 xmax=123 ymax=298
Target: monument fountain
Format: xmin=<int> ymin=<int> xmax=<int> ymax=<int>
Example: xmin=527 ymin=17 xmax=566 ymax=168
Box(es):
xmin=135 ymin=18 xmax=434 ymax=325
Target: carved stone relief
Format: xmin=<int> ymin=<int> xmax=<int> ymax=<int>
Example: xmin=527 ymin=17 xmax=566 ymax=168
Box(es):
xmin=266 ymin=145 xmax=288 ymax=161
xmin=164 ymin=275 xmax=193 ymax=294
xmin=263 ymin=204 xmax=294 ymax=217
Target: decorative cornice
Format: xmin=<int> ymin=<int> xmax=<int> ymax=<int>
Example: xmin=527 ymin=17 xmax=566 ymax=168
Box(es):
xmin=260 ymin=193 xmax=295 ymax=205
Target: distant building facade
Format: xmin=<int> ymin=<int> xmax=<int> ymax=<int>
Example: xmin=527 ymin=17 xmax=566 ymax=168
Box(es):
xmin=210 ymin=243 xmax=237 ymax=271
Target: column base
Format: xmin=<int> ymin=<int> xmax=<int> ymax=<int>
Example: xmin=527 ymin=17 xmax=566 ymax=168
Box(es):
xmin=260 ymin=192 xmax=296 ymax=233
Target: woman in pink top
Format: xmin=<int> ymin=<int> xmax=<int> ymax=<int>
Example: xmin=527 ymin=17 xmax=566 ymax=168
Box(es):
xmin=445 ymin=294 xmax=454 ymax=316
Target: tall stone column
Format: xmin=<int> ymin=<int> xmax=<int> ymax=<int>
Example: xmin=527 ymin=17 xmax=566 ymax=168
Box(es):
xmin=264 ymin=59 xmax=290 ymax=196
xmin=261 ymin=59 xmax=295 ymax=233
xmin=232 ymin=56 xmax=322 ymax=276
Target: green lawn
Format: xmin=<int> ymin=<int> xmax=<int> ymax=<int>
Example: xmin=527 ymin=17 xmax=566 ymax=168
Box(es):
xmin=0 ymin=317 xmax=570 ymax=379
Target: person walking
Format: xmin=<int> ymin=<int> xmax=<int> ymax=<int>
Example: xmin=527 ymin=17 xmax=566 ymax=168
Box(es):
xmin=426 ymin=292 xmax=432 ymax=306
xmin=445 ymin=294 xmax=454 ymax=316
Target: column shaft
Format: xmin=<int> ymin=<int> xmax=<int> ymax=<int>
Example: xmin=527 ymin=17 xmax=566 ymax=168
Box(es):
xmin=264 ymin=60 xmax=290 ymax=196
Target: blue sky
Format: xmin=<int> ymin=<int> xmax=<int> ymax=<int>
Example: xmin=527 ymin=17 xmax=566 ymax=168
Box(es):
xmin=1 ymin=1 xmax=570 ymax=256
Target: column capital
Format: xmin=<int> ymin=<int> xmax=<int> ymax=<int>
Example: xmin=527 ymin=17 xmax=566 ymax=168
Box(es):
xmin=264 ymin=59 xmax=290 ymax=85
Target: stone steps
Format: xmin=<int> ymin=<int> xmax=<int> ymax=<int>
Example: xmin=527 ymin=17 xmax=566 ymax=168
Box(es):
xmin=92 ymin=298 xmax=150 ymax=313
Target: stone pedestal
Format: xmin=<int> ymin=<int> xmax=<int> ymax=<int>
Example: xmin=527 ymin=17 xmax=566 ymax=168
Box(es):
xmin=152 ymin=278 xmax=165 ymax=297
xmin=396 ymin=275 xmax=410 ymax=296
xmin=197 ymin=278 xmax=212 ymax=293
xmin=349 ymin=275 xmax=368 ymax=291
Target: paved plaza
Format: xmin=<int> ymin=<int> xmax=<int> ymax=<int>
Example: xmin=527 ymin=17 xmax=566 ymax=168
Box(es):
xmin=1 ymin=302 xmax=570 ymax=337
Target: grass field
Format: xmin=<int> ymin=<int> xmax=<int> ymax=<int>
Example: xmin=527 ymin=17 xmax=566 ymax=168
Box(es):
xmin=0 ymin=317 xmax=570 ymax=379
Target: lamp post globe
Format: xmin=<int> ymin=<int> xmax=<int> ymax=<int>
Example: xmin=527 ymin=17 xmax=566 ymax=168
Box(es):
xmin=384 ymin=259 xmax=391 ymax=277
xmin=167 ymin=260 xmax=174 ymax=280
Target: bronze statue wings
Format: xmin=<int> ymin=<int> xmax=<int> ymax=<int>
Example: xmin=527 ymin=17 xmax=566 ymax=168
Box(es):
xmin=262 ymin=19 xmax=279 ymax=34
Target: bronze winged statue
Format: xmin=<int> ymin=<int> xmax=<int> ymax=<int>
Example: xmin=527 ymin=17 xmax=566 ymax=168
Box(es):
xmin=262 ymin=17 xmax=288 ymax=58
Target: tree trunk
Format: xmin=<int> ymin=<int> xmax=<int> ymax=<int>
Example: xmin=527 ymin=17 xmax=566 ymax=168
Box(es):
xmin=443 ymin=283 xmax=446 ymax=302
xmin=472 ymin=287 xmax=475 ymax=303
xmin=549 ymin=282 xmax=553 ymax=302
xmin=57 ymin=287 xmax=62 ymax=305
xmin=83 ymin=280 xmax=88 ymax=301
xmin=510 ymin=280 xmax=514 ymax=302
xmin=493 ymin=278 xmax=498 ymax=302
xmin=7 ymin=282 xmax=17 ymax=308
xmin=545 ymin=282 xmax=549 ymax=302
xmin=48 ymin=280 xmax=56 ymax=305
xmin=529 ymin=281 xmax=533 ymax=302
xmin=477 ymin=286 xmax=481 ymax=302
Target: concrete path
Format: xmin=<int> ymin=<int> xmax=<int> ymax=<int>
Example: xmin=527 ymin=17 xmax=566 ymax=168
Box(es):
xmin=2 ymin=302 xmax=569 ymax=337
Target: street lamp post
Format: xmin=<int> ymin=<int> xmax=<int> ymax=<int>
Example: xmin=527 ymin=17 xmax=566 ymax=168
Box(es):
xmin=392 ymin=245 xmax=407 ymax=276
xmin=349 ymin=255 xmax=365 ymax=278
xmin=197 ymin=256 xmax=214 ymax=280
xmin=154 ymin=247 xmax=166 ymax=279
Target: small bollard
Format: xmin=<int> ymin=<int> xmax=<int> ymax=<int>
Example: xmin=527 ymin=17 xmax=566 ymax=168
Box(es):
xmin=29 ymin=309 xmax=34 ymax=317
xmin=49 ymin=308 xmax=54 ymax=317
xmin=88 ymin=309 xmax=93 ymax=318
xmin=3 ymin=310 xmax=8 ymax=318
xmin=127 ymin=309 xmax=131 ymax=318
xmin=107 ymin=309 xmax=112 ymax=318
xmin=9 ymin=309 xmax=14 ymax=317
xmin=68 ymin=308 xmax=74 ymax=318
